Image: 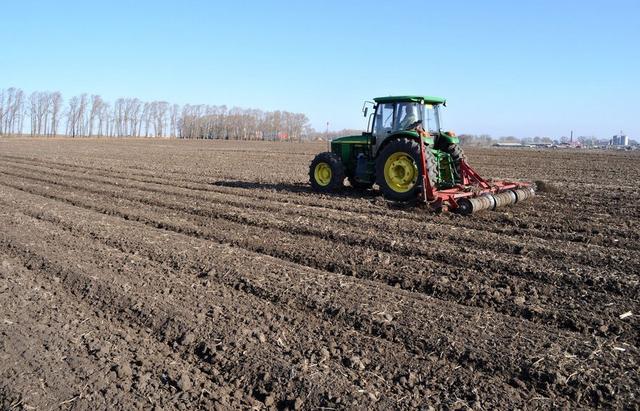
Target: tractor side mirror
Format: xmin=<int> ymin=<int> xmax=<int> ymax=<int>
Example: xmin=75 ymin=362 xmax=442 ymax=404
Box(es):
xmin=363 ymin=107 xmax=368 ymax=117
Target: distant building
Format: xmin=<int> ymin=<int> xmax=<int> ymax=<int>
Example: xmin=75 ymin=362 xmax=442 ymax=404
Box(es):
xmin=262 ymin=131 xmax=289 ymax=141
xmin=611 ymin=132 xmax=629 ymax=146
xmin=492 ymin=142 xmax=526 ymax=147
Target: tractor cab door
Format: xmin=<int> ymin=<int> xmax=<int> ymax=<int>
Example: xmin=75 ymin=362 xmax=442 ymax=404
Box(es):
xmin=372 ymin=102 xmax=426 ymax=155
xmin=372 ymin=103 xmax=396 ymax=154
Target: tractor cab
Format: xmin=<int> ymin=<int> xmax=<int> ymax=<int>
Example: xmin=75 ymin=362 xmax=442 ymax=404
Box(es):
xmin=367 ymin=96 xmax=447 ymax=154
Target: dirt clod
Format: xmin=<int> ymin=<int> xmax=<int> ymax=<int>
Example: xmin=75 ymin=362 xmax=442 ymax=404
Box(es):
xmin=177 ymin=373 xmax=192 ymax=392
xmin=115 ymin=363 xmax=133 ymax=379
xmin=264 ymin=394 xmax=275 ymax=406
xmin=180 ymin=333 xmax=195 ymax=345
xmin=513 ymin=296 xmax=526 ymax=305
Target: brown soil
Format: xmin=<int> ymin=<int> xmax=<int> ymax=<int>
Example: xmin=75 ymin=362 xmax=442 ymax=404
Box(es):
xmin=0 ymin=138 xmax=638 ymax=410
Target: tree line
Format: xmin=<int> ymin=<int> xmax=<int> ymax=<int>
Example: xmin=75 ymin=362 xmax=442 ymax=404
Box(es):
xmin=0 ymin=87 xmax=311 ymax=140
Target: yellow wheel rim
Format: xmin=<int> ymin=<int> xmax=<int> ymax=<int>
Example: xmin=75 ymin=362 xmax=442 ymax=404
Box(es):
xmin=314 ymin=162 xmax=332 ymax=186
xmin=384 ymin=152 xmax=418 ymax=193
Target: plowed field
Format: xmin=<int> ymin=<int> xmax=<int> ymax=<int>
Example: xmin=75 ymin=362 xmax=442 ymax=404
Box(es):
xmin=0 ymin=138 xmax=638 ymax=410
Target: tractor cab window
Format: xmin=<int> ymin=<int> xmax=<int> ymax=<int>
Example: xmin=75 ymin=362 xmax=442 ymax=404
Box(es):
xmin=374 ymin=103 xmax=395 ymax=137
xmin=423 ymin=104 xmax=440 ymax=134
xmin=397 ymin=103 xmax=423 ymax=130
xmin=373 ymin=101 xmax=441 ymax=137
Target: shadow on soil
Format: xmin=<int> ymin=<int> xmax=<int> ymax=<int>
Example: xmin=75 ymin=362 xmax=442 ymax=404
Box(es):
xmin=210 ymin=180 xmax=383 ymax=200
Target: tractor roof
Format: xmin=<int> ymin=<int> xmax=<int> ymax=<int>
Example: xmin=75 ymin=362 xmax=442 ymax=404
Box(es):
xmin=373 ymin=95 xmax=446 ymax=105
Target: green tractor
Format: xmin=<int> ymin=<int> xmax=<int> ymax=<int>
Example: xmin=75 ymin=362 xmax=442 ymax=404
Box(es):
xmin=309 ymin=95 xmax=534 ymax=214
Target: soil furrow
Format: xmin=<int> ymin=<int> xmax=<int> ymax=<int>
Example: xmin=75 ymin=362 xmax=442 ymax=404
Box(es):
xmin=2 ymin=153 xmax=639 ymax=254
xmin=4 ymin=154 xmax=639 ymax=256
xmin=0 ymin=201 xmax=536 ymax=409
xmin=1 ymin=184 xmax=638 ymax=409
xmin=0 ymin=254 xmax=198 ymax=409
xmin=2 ymin=169 xmax=638 ymax=347
xmin=2 ymin=161 xmax=637 ymax=297
xmin=0 ymin=213 xmax=398 ymax=409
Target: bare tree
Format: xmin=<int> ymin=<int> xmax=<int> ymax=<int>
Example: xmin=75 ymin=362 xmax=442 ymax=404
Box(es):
xmin=113 ymin=98 xmax=126 ymax=137
xmin=127 ymin=98 xmax=142 ymax=136
xmin=97 ymin=101 xmax=111 ymax=136
xmin=29 ymin=91 xmax=39 ymax=136
xmin=1 ymin=88 xmax=25 ymax=135
xmin=64 ymin=94 xmax=89 ymax=138
xmin=66 ymin=96 xmax=80 ymax=138
xmin=0 ymin=89 xmax=5 ymax=135
xmin=50 ymin=92 xmax=63 ymax=136
xmin=153 ymin=101 xmax=169 ymax=137
xmin=88 ymin=95 xmax=104 ymax=136
xmin=42 ymin=93 xmax=51 ymax=136
xmin=77 ymin=94 xmax=89 ymax=136
xmin=28 ymin=91 xmax=53 ymax=136
xmin=170 ymin=104 xmax=179 ymax=137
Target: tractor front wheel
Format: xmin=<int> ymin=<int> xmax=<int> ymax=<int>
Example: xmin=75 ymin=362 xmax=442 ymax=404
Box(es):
xmin=309 ymin=152 xmax=345 ymax=192
xmin=375 ymin=138 xmax=436 ymax=202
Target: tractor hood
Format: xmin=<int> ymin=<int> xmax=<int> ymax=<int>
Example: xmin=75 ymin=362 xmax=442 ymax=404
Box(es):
xmin=331 ymin=135 xmax=368 ymax=144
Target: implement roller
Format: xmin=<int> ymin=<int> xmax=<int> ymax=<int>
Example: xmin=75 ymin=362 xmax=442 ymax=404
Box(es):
xmin=454 ymin=188 xmax=535 ymax=215
xmin=417 ymin=135 xmax=535 ymax=214
xmin=309 ymin=95 xmax=535 ymax=215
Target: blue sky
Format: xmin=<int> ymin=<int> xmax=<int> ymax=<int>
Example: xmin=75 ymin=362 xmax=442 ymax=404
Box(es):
xmin=2 ymin=0 xmax=639 ymax=138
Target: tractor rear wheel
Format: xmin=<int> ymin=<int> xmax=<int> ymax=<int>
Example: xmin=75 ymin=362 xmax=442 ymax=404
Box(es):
xmin=448 ymin=143 xmax=466 ymax=183
xmin=375 ymin=138 xmax=437 ymax=202
xmin=309 ymin=152 xmax=345 ymax=192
